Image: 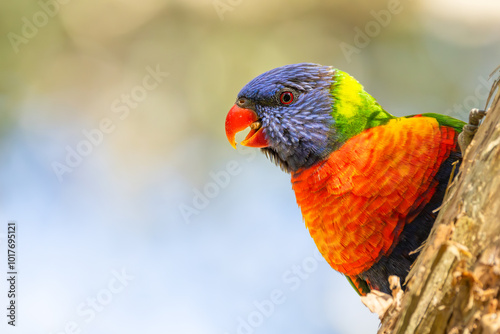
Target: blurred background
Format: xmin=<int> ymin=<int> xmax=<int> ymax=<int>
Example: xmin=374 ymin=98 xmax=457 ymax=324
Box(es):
xmin=0 ymin=0 xmax=499 ymax=333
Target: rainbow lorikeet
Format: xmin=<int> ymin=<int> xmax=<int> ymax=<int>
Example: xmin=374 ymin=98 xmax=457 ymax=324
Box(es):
xmin=224 ymin=63 xmax=482 ymax=295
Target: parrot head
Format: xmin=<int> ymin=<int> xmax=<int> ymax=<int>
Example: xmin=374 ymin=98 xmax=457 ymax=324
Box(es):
xmin=225 ymin=63 xmax=338 ymax=173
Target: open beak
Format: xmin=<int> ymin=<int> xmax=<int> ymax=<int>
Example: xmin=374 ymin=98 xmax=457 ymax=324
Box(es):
xmin=225 ymin=104 xmax=269 ymax=149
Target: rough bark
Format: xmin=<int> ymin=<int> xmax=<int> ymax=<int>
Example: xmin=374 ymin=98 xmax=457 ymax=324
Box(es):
xmin=378 ymin=83 xmax=500 ymax=334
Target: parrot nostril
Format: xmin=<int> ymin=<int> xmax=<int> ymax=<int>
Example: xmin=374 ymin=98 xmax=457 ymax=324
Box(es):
xmin=237 ymin=98 xmax=247 ymax=107
xmin=236 ymin=97 xmax=255 ymax=110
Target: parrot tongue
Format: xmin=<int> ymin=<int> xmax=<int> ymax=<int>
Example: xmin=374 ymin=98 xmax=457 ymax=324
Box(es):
xmin=225 ymin=104 xmax=269 ymax=149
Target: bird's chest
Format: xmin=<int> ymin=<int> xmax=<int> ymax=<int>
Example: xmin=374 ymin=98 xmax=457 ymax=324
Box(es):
xmin=290 ymin=158 xmax=397 ymax=276
xmin=289 ymin=117 xmax=456 ymax=276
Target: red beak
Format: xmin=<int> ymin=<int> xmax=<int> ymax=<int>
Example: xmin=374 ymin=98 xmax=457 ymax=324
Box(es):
xmin=225 ymin=104 xmax=269 ymax=149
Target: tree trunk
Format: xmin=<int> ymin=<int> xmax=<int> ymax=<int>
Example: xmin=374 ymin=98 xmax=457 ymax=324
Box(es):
xmin=378 ymin=83 xmax=500 ymax=334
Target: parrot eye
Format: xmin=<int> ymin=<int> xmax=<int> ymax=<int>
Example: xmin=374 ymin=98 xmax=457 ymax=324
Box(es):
xmin=280 ymin=91 xmax=294 ymax=105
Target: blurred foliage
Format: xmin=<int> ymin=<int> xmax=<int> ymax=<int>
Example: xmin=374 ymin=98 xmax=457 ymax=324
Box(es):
xmin=0 ymin=0 xmax=499 ymax=183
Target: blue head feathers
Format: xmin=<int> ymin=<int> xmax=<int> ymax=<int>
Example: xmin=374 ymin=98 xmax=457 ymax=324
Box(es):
xmin=236 ymin=63 xmax=337 ymax=172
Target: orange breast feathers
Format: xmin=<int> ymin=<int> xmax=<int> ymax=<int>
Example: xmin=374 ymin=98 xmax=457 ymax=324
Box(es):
xmin=291 ymin=116 xmax=458 ymax=276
